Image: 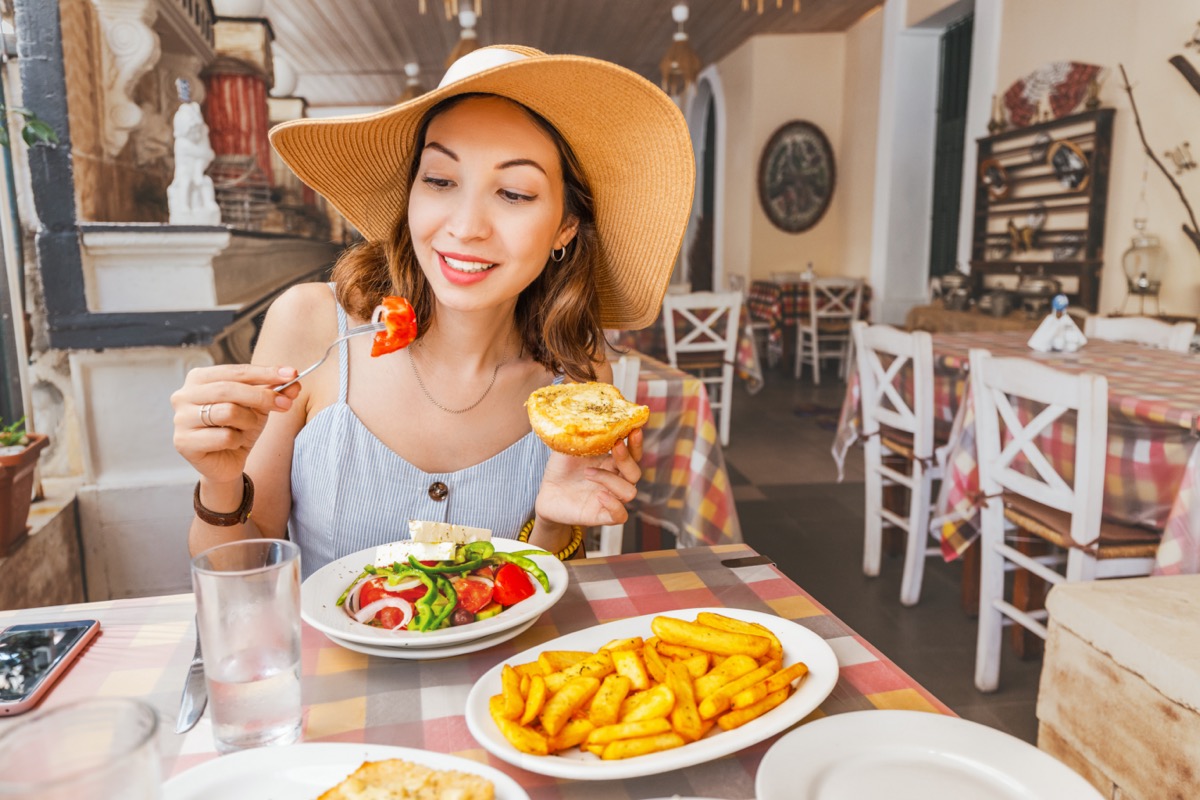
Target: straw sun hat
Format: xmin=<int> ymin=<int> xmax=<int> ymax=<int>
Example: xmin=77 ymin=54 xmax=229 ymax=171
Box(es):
xmin=269 ymin=45 xmax=696 ymax=330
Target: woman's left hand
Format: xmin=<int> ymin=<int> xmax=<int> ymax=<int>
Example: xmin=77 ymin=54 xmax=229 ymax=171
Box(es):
xmin=535 ymin=428 xmax=644 ymax=527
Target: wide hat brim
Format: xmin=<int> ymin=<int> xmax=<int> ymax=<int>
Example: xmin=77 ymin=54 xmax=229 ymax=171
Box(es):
xmin=269 ymin=45 xmax=696 ymax=330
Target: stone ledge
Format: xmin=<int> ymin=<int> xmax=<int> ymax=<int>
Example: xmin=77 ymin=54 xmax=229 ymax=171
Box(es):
xmin=0 ymin=477 xmax=84 ymax=610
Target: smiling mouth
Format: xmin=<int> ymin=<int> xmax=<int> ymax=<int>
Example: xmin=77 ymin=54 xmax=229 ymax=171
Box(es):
xmin=441 ymin=253 xmax=497 ymax=274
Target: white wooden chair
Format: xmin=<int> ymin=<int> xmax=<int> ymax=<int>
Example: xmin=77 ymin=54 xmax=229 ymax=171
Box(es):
xmin=853 ymin=321 xmax=945 ymax=606
xmin=590 ymin=353 xmax=641 ymax=557
xmin=970 ymin=348 xmax=1161 ymax=692
xmin=795 ymin=277 xmax=863 ymax=384
xmin=728 ymin=273 xmax=770 ymax=365
xmin=1082 ymin=315 xmax=1195 ymax=353
xmin=662 ymin=291 xmax=741 ymax=447
xmin=665 ymin=282 xmax=693 ymax=295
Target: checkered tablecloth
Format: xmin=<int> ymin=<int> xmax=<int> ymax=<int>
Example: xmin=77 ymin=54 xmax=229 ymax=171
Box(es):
xmin=747 ymin=281 xmax=873 ymax=367
xmin=0 ymin=545 xmax=951 ymax=799
xmin=634 ymin=356 xmax=742 ymax=547
xmin=833 ymin=331 xmax=1200 ymax=575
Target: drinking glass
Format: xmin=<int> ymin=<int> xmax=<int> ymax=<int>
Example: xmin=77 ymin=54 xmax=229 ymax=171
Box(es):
xmin=191 ymin=538 xmax=302 ymax=753
xmin=0 ymin=697 xmax=161 ymax=799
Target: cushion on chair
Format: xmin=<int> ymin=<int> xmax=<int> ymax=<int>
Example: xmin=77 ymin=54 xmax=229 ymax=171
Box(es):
xmin=877 ymin=420 xmax=955 ymax=460
xmin=675 ymin=353 xmax=727 ymax=371
xmin=1001 ymin=493 xmax=1162 ymax=559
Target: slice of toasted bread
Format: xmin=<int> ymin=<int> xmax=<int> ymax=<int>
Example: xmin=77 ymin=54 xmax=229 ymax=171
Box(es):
xmin=525 ymin=382 xmax=650 ymax=457
xmin=317 ymin=758 xmax=494 ymax=800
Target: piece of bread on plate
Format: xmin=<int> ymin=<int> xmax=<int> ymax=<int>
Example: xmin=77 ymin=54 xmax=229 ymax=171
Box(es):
xmin=525 ymin=381 xmax=650 ymax=457
xmin=317 ymin=758 xmax=494 ymax=800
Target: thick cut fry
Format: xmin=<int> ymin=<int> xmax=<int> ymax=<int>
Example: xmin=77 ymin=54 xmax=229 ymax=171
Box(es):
xmin=612 ymin=648 xmax=651 ymax=691
xmin=619 ymin=683 xmax=675 ymax=723
xmin=543 ymin=671 xmax=569 ymax=694
xmin=730 ymin=679 xmax=770 ymax=710
xmin=696 ymin=612 xmax=785 ymax=662
xmin=666 ymin=662 xmax=704 ymax=742
xmin=655 ymin=641 xmax=709 ymax=661
xmin=538 ymin=650 xmax=591 ymax=673
xmin=642 ymin=638 xmax=668 ymax=684
xmin=734 ymin=662 xmax=810 ymax=709
xmin=490 ymin=695 xmax=550 ymax=755
xmin=584 ymin=717 xmax=672 ymax=746
xmin=601 ymin=636 xmax=644 ymax=653
xmin=694 ymin=654 xmax=759 ymax=700
xmin=697 ymin=661 xmax=780 ymax=720
xmin=651 ymin=616 xmax=770 ymax=658
xmin=680 ymin=654 xmax=709 ymax=680
xmin=588 ymin=674 xmax=633 ymax=727
xmin=547 ymin=718 xmax=594 ymax=752
xmin=521 ymin=674 xmax=547 ymax=725
xmin=601 ymin=732 xmax=687 ymax=760
xmin=717 ymin=687 xmax=789 ymax=731
xmin=500 ymin=665 xmax=525 ymax=720
xmin=583 ymin=742 xmax=606 ymax=757
xmin=540 ymin=676 xmax=600 ymax=736
xmin=519 ymin=674 xmax=530 ymax=697
xmin=513 ymin=662 xmax=546 ymax=677
xmin=560 ymin=650 xmax=615 ymax=682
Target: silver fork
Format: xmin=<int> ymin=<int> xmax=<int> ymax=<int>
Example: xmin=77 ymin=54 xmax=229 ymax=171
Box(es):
xmin=272 ymin=321 xmax=387 ymax=392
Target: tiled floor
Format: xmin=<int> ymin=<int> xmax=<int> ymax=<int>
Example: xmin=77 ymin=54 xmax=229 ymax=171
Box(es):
xmin=720 ymin=362 xmax=1043 ymax=744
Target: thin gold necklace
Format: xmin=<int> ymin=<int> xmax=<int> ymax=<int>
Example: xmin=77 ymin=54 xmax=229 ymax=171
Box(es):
xmin=408 ymin=342 xmax=511 ymax=414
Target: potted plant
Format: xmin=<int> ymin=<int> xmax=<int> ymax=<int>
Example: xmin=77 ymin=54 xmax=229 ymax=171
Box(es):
xmin=0 ymin=418 xmax=49 ymax=556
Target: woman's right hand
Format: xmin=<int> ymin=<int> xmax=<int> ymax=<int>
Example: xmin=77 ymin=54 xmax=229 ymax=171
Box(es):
xmin=170 ymin=364 xmax=300 ymax=485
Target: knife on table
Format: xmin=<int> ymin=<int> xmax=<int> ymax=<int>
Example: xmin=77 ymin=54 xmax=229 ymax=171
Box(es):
xmin=175 ymin=625 xmax=207 ymax=734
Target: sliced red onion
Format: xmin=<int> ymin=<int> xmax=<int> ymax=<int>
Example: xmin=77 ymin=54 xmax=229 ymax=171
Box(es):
xmin=453 ymin=575 xmax=494 ymax=589
xmin=354 ymin=596 xmax=413 ymax=628
xmin=345 ymin=576 xmax=371 ymax=615
xmin=387 ymin=577 xmax=423 ymax=593
xmin=371 ymin=305 xmax=384 ymax=324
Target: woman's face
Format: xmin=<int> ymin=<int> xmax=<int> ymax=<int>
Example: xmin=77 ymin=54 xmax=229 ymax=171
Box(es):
xmin=408 ymin=96 xmax=577 ymax=315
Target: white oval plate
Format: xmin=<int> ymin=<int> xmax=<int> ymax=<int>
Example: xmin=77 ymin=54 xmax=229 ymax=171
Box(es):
xmin=301 ymin=538 xmax=567 ymax=648
xmin=756 ymin=710 xmax=1103 ymax=800
xmin=162 ymin=742 xmax=530 ymax=800
xmin=325 ymin=616 xmax=538 ymax=660
xmin=465 ymin=607 xmax=839 ymax=781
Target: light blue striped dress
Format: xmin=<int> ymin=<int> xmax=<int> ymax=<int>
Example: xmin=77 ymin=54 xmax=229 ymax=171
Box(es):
xmin=289 ymin=291 xmax=554 ymax=578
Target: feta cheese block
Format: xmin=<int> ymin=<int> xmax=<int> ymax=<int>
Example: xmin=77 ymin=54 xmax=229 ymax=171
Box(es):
xmin=408 ymin=520 xmax=492 ymax=545
xmin=374 ymin=540 xmax=458 ymax=567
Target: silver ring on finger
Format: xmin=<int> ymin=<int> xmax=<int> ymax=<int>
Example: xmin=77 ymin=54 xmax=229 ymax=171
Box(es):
xmin=199 ymin=403 xmax=217 ymax=428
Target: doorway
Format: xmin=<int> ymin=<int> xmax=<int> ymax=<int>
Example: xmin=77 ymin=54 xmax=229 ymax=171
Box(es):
xmin=928 ymin=14 xmax=974 ymax=278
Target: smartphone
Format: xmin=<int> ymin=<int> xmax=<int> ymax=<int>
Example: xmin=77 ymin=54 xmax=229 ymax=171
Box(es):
xmin=0 ymin=619 xmax=100 ymax=716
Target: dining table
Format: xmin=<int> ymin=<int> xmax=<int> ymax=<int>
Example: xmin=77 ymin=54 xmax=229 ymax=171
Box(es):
xmin=747 ymin=279 xmax=873 ymax=368
xmin=833 ymin=330 xmax=1200 ymax=577
xmin=633 ymin=355 xmax=742 ymax=549
xmin=0 ymin=544 xmax=952 ymax=799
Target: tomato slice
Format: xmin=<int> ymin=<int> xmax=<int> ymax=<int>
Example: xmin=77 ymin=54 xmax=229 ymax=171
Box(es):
xmin=454 ymin=577 xmax=494 ymax=614
xmin=492 ymin=563 xmax=535 ymax=606
xmin=375 ymin=605 xmax=406 ymax=629
xmin=359 ymin=576 xmax=425 ymax=607
xmin=371 ymin=296 xmax=417 ymax=356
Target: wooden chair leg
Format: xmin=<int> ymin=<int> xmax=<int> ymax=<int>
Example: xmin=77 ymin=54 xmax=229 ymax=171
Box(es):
xmin=960 ymin=538 xmax=980 ymax=617
xmin=1010 ymin=530 xmax=1051 ymax=659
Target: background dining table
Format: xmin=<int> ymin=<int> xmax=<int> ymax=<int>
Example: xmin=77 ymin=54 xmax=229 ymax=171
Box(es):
xmin=833 ymin=330 xmax=1200 ymax=576
xmin=747 ymin=279 xmax=873 ymax=368
xmin=0 ymin=544 xmax=951 ymax=800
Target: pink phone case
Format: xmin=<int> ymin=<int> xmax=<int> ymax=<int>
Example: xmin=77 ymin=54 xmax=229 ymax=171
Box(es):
xmin=0 ymin=621 xmax=100 ymax=715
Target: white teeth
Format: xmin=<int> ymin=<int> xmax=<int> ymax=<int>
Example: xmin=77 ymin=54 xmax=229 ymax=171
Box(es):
xmin=443 ymin=254 xmax=496 ymax=274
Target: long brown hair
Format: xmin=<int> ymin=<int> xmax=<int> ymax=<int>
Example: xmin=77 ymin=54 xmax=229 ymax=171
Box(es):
xmin=330 ymin=93 xmax=604 ymax=382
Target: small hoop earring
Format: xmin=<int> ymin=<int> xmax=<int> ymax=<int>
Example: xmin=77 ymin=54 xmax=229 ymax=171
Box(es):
xmin=551 ymin=246 xmax=567 ymax=263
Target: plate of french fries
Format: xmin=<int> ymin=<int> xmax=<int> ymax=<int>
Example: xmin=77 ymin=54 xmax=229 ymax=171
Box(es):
xmin=463 ymin=607 xmax=839 ymax=780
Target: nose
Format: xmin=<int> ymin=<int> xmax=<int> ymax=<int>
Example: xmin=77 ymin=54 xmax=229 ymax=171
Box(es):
xmin=444 ymin=188 xmax=492 ymax=242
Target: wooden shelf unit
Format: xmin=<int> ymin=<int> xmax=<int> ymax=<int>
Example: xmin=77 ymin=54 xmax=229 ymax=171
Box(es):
xmin=970 ymin=108 xmax=1115 ymax=312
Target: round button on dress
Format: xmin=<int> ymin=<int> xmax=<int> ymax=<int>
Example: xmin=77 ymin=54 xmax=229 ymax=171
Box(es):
xmin=428 ymin=481 xmax=449 ymax=501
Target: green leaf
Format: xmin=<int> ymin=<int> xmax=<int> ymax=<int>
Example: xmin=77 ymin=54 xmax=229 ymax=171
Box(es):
xmin=21 ymin=118 xmax=58 ymax=148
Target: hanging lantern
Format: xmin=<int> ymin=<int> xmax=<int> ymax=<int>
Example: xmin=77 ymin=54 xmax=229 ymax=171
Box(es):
xmin=445 ymin=7 xmax=480 ymax=68
xmin=396 ymin=62 xmax=424 ymax=103
xmin=1122 ymin=218 xmax=1167 ymax=314
xmin=660 ymin=3 xmax=701 ymax=98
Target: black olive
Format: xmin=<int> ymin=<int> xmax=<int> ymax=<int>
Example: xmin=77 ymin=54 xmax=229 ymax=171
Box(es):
xmin=451 ymin=607 xmax=475 ymax=627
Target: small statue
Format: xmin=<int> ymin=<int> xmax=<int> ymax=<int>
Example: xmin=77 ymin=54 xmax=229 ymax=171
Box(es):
xmin=167 ymin=78 xmax=221 ymax=225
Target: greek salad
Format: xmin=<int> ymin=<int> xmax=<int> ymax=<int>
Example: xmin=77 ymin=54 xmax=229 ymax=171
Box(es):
xmin=336 ymin=541 xmax=552 ymax=632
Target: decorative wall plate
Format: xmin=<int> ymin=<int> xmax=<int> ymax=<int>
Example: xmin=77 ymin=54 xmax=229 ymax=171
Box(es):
xmin=1003 ymin=61 xmax=1104 ymax=127
xmin=757 ymin=121 xmax=835 ymax=234
xmin=979 ymin=158 xmax=1010 ymax=200
xmin=1047 ymin=140 xmax=1090 ymax=192
xmin=1029 ymin=132 xmax=1053 ymax=163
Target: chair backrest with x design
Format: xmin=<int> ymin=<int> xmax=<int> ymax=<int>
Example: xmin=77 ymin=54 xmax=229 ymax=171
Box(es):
xmin=969 ymin=348 xmax=1108 ymax=548
xmin=662 ymin=291 xmax=741 ymax=446
xmin=1083 ymin=315 xmax=1196 ymax=353
xmin=808 ymin=278 xmax=863 ymax=330
xmin=854 ymin=322 xmax=935 ymax=460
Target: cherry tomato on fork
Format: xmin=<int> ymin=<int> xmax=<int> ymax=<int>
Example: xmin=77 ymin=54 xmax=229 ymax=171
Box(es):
xmin=370 ymin=296 xmax=417 ymax=357
xmin=492 ymin=563 xmax=535 ymax=607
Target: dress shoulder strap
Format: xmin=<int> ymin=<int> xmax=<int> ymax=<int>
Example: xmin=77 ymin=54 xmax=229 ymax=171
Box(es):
xmin=327 ymin=283 xmax=350 ymax=404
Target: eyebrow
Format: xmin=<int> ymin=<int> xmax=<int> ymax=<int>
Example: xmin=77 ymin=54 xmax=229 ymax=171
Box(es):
xmin=424 ymin=141 xmax=548 ymax=176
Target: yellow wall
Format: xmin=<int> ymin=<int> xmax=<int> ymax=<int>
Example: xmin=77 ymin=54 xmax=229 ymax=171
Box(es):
xmin=717 ymin=42 xmax=756 ymax=280
xmin=906 ymin=0 xmax=957 ymax=28
xmin=998 ymin=0 xmax=1200 ymax=314
xmin=840 ymin=8 xmax=885 ymax=280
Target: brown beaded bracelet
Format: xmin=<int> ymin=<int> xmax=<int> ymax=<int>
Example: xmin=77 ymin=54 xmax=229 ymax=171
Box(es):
xmin=517 ymin=518 xmax=585 ymax=561
xmin=193 ymin=473 xmax=254 ymax=527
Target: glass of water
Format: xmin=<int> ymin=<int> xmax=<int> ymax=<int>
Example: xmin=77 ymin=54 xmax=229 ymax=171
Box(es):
xmin=191 ymin=538 xmax=303 ymax=754
xmin=0 ymin=697 xmax=161 ymax=799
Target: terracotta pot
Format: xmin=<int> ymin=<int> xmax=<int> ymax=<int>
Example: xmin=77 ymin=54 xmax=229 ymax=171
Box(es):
xmin=0 ymin=432 xmax=49 ymax=556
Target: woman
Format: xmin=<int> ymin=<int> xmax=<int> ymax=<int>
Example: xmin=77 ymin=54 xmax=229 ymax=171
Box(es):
xmin=170 ymin=46 xmax=695 ymax=576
